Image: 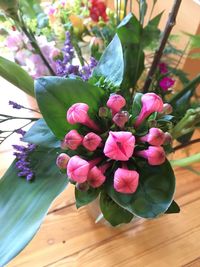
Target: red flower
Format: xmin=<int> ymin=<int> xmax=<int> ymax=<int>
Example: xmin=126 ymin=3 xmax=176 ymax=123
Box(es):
xmin=89 ymin=0 xmax=108 ymax=22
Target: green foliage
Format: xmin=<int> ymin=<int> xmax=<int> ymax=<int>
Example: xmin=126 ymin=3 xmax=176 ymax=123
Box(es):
xmin=100 ymin=192 xmax=133 ymax=226
xmin=35 ymin=77 xmax=105 ymax=140
xmin=23 ymin=119 xmax=60 ymax=148
xmin=0 ymin=56 xmax=34 ymax=97
xmin=0 ymin=147 xmax=68 ymax=266
xmin=132 ymin=92 xmax=143 ymax=122
xmin=107 ymin=160 xmax=175 ymax=218
xmin=75 ymin=187 xmax=100 ymax=208
xmin=165 ymin=200 xmax=180 ymax=214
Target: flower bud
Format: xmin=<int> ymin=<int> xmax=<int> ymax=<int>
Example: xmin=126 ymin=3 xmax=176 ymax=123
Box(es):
xmin=67 ymin=103 xmax=100 ymax=132
xmin=83 ymin=132 xmax=102 ymax=152
xmin=87 ymin=166 xmax=106 ymax=188
xmin=159 ymin=77 xmax=175 ymax=91
xmin=140 ymin=128 xmax=165 ymax=146
xmin=164 ymin=132 xmax=173 ymax=145
xmin=162 ymin=103 xmax=173 ymax=115
xmin=98 ymin=107 xmax=109 ymax=118
xmin=137 ymin=146 xmax=165 ymax=166
xmin=107 ymin=94 xmax=126 ymax=115
xmin=56 ymin=153 xmax=70 ymax=169
xmin=63 ymin=130 xmax=83 ymax=150
xmin=114 ymin=168 xmax=139 ymax=194
xmin=134 ymin=93 xmax=163 ymax=128
xmin=67 ymin=156 xmax=90 ymax=183
xmin=112 ymin=111 xmax=129 ymax=128
xmin=76 ymin=182 xmax=89 ymax=192
xmin=104 ymin=131 xmax=135 ymax=161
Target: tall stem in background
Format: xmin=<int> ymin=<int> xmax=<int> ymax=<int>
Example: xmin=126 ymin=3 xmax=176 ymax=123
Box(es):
xmin=142 ymin=0 xmax=182 ymax=93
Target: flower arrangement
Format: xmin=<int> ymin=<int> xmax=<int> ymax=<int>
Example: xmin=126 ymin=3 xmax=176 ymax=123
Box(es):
xmin=0 ymin=0 xmax=200 ymax=265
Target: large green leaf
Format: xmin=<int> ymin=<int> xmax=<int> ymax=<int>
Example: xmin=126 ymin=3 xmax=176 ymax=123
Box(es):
xmin=35 ymin=77 xmax=105 ymax=139
xmin=23 ymin=118 xmax=60 ymax=148
xmin=75 ymin=187 xmax=100 ymax=208
xmin=93 ymin=35 xmax=124 ymax=87
xmin=0 ymin=56 xmax=34 ymax=97
xmin=100 ymin=192 xmax=133 ymax=226
xmin=0 ymin=147 xmax=68 ymax=266
xmin=107 ymin=160 xmax=175 ymax=218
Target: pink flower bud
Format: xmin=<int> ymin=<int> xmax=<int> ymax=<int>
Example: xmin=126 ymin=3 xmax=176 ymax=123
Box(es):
xmin=162 ymin=103 xmax=173 ymax=115
xmin=87 ymin=166 xmax=106 ymax=188
xmin=104 ymin=131 xmax=135 ymax=161
xmin=67 ymin=103 xmax=100 ymax=132
xmin=140 ymin=128 xmax=165 ymax=146
xmin=134 ymin=93 xmax=163 ymax=128
xmin=164 ymin=132 xmax=172 ymax=145
xmin=114 ymin=168 xmax=139 ymax=194
xmin=63 ymin=130 xmax=83 ymax=150
xmin=137 ymin=146 xmax=165 ymax=166
xmin=67 ymin=156 xmax=90 ymax=183
xmin=56 ymin=153 xmax=70 ymax=169
xmin=107 ymin=94 xmax=126 ymax=115
xmin=83 ymin=132 xmax=102 ymax=151
xmin=112 ymin=111 xmax=129 ymax=128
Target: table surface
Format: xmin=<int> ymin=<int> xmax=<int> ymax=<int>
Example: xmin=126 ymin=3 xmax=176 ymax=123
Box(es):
xmin=1 ymin=79 xmax=200 ymax=267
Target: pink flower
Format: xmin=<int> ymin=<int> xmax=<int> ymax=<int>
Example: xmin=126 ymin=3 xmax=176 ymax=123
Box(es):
xmin=159 ymin=77 xmax=175 ymax=91
xmin=112 ymin=111 xmax=129 ymax=128
xmin=6 ymin=32 xmax=24 ymax=51
xmin=63 ymin=130 xmax=83 ymax=150
xmin=83 ymin=132 xmax=102 ymax=151
xmin=159 ymin=62 xmax=168 ymax=74
xmin=136 ymin=146 xmax=165 ymax=166
xmin=56 ymin=153 xmax=70 ymax=169
xmin=114 ymin=168 xmax=139 ymax=194
xmin=134 ymin=93 xmax=163 ymax=128
xmin=67 ymin=103 xmax=100 ymax=132
xmin=87 ymin=166 xmax=106 ymax=188
xmin=107 ymin=94 xmax=126 ymax=115
xmin=104 ymin=131 xmax=135 ymax=161
xmin=67 ymin=156 xmax=90 ymax=183
xmin=140 ymin=128 xmax=165 ymax=146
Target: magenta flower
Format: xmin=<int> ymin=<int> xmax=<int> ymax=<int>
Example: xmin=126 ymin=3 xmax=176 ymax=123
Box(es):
xmin=159 ymin=62 xmax=168 ymax=74
xmin=134 ymin=93 xmax=163 ymax=128
xmin=107 ymin=94 xmax=126 ymax=115
xmin=140 ymin=128 xmax=165 ymax=146
xmin=67 ymin=103 xmax=100 ymax=132
xmin=114 ymin=168 xmax=139 ymax=194
xmin=112 ymin=111 xmax=129 ymax=128
xmin=87 ymin=166 xmax=106 ymax=188
xmin=67 ymin=156 xmax=90 ymax=183
xmin=136 ymin=146 xmax=165 ymax=166
xmin=56 ymin=153 xmax=70 ymax=169
xmin=159 ymin=77 xmax=175 ymax=91
xmin=63 ymin=130 xmax=83 ymax=150
xmin=83 ymin=132 xmax=102 ymax=151
xmin=104 ymin=131 xmax=135 ymax=161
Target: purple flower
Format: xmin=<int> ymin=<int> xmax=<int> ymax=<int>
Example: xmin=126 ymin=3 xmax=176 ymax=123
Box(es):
xmin=159 ymin=77 xmax=175 ymax=91
xmin=15 ymin=129 xmax=26 ymax=136
xmin=9 ymin=101 xmax=23 ymax=109
xmin=159 ymin=62 xmax=168 ymax=74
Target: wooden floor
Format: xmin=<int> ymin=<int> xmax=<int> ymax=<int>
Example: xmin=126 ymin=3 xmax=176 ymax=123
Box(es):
xmin=1 ymin=79 xmax=200 ymax=267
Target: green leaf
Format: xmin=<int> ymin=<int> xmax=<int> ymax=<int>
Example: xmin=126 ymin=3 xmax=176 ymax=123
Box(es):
xmin=35 ymin=77 xmax=105 ymax=139
xmin=107 ymin=160 xmax=175 ymax=218
xmin=0 ymin=56 xmax=34 ymax=97
xmin=93 ymin=35 xmax=124 ymax=87
xmin=19 ymin=0 xmax=43 ymax=19
xmin=165 ymin=200 xmax=180 ymax=214
xmin=100 ymin=192 xmax=133 ymax=226
xmin=132 ymin=92 xmax=143 ymax=122
xmin=117 ymin=13 xmax=141 ymax=44
xmin=139 ymin=0 xmax=147 ymax=25
xmin=75 ymin=187 xmax=99 ymax=208
xmin=0 ymin=147 xmax=68 ymax=266
xmin=23 ymin=119 xmax=60 ymax=148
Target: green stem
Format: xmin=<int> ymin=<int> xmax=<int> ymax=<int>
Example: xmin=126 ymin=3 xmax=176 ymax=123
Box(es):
xmin=170 ymin=153 xmax=200 ymax=167
xmin=71 ymin=37 xmax=85 ymax=66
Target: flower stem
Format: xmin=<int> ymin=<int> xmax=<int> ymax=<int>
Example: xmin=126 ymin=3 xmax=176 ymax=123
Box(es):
xmin=170 ymin=153 xmax=200 ymax=167
xmin=173 ymin=138 xmax=200 ymax=151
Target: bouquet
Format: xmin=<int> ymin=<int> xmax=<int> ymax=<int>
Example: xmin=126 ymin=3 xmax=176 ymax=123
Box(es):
xmin=0 ymin=0 xmax=200 ymax=265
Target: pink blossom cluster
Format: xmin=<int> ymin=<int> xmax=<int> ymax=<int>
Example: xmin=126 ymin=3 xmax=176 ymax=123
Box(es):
xmin=158 ymin=62 xmax=175 ymax=91
xmin=56 ymin=93 xmax=172 ymax=194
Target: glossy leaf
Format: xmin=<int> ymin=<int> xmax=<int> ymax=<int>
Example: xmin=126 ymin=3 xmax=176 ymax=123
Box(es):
xmin=75 ymin=187 xmax=100 ymax=208
xmin=107 ymin=160 xmax=175 ymax=218
xmin=35 ymin=77 xmax=105 ymax=139
xmin=100 ymin=192 xmax=133 ymax=226
xmin=132 ymin=92 xmax=143 ymax=122
xmin=93 ymin=35 xmax=124 ymax=87
xmin=0 ymin=147 xmax=68 ymax=266
xmin=23 ymin=119 xmax=60 ymax=148
xmin=165 ymin=200 xmax=180 ymax=214
xmin=0 ymin=56 xmax=34 ymax=97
